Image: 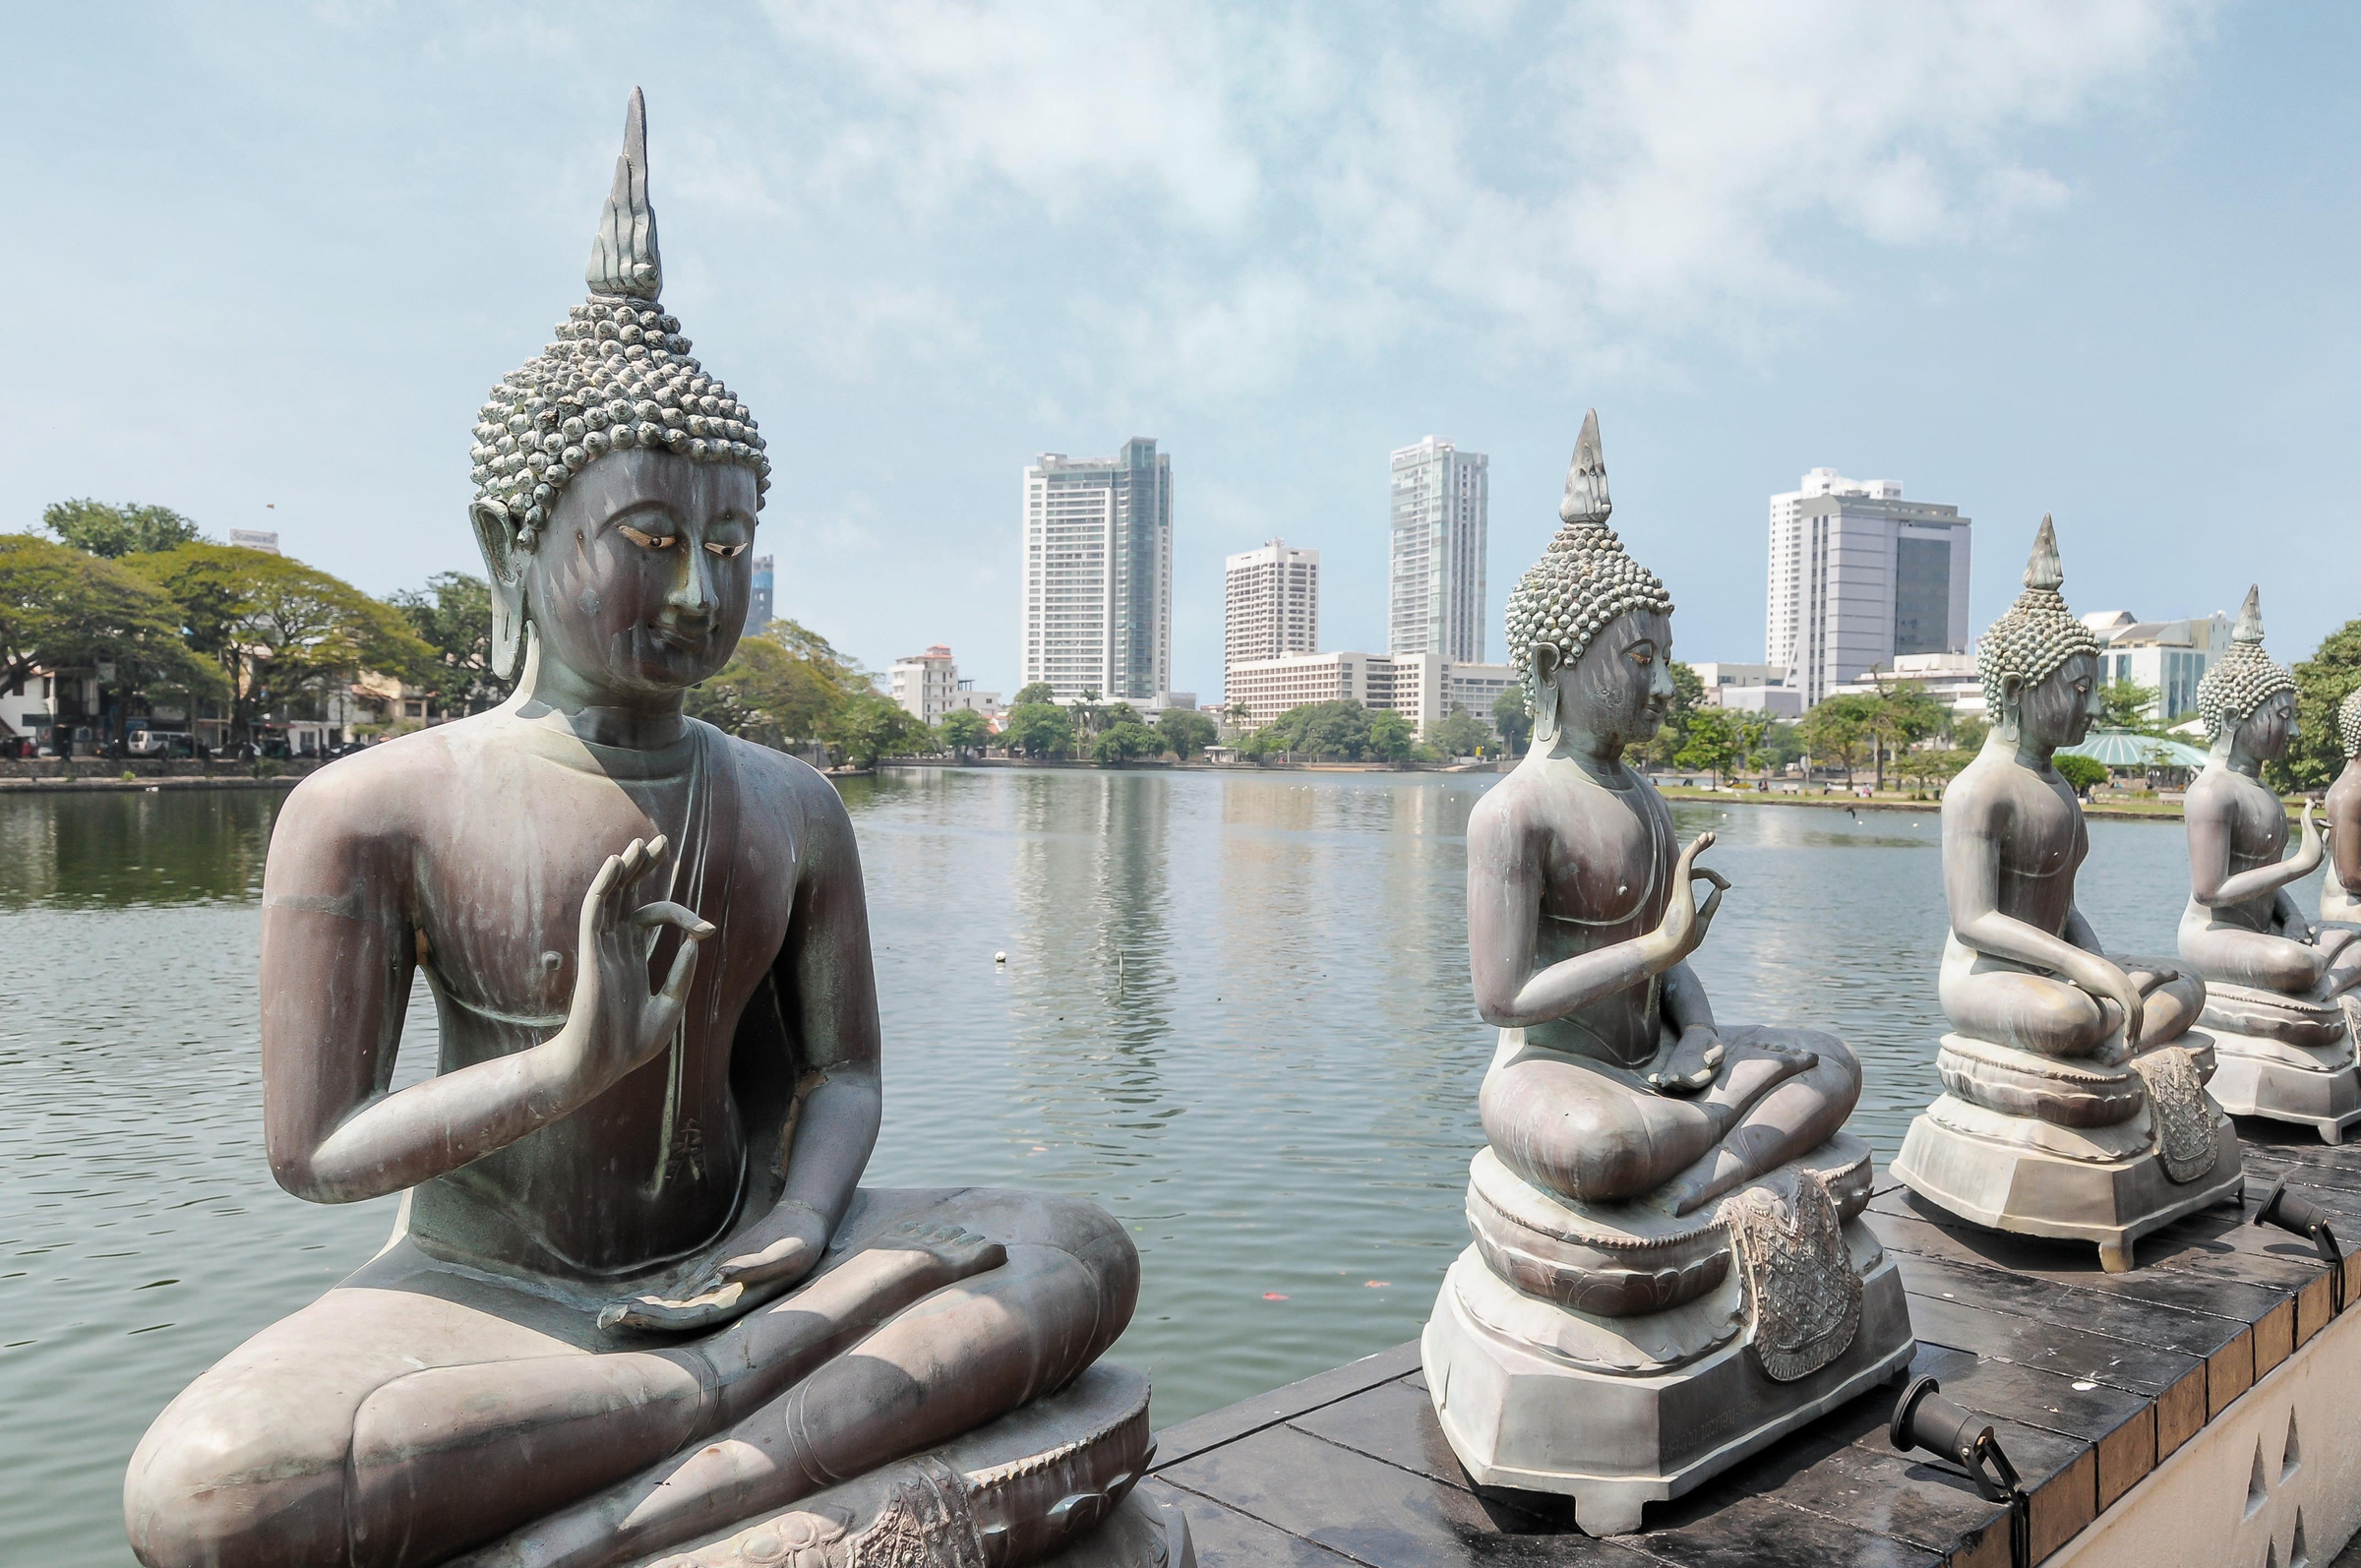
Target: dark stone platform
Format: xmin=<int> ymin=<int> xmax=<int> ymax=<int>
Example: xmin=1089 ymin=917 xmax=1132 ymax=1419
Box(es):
xmin=1145 ymin=1123 xmax=2361 ymax=1566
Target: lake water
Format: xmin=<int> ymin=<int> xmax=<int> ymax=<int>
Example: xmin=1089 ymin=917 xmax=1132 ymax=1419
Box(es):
xmin=1 ymin=767 xmax=2305 ymax=1565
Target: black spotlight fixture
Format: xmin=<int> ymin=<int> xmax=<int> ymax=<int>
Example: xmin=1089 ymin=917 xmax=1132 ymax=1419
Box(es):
xmin=1891 ymin=1375 xmax=2028 ymax=1566
xmin=2254 ymin=1174 xmax=2345 ymax=1312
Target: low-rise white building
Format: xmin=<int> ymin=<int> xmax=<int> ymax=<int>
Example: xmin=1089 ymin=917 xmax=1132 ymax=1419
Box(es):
xmin=889 ymin=645 xmax=966 ymax=727
xmin=2081 ymin=610 xmax=2231 ymax=724
xmin=1223 ymin=650 xmax=1518 ymax=742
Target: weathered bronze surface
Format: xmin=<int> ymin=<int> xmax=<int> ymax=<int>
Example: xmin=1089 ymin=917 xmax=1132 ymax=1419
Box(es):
xmin=124 ymin=92 xmax=1172 ymax=1568
xmin=1421 ymin=411 xmax=1912 ymax=1535
xmin=1896 ymin=517 xmax=2242 ymax=1266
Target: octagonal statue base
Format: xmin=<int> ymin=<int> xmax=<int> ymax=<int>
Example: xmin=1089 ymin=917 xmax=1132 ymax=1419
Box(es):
xmin=1420 ymin=1218 xmax=1914 ymax=1537
xmin=1892 ymin=1090 xmax=2244 ymax=1272
xmin=2190 ymin=992 xmax=2361 ymax=1144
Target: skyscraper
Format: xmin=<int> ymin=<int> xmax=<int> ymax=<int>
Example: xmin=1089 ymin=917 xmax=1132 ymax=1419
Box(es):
xmin=1018 ymin=440 xmax=1174 ymax=704
xmin=1223 ymin=538 xmax=1319 ymax=699
xmin=749 ymin=554 xmax=774 ymax=630
xmin=1766 ymin=468 xmax=1971 ymax=706
xmin=1389 ymin=437 xmax=1487 ymax=662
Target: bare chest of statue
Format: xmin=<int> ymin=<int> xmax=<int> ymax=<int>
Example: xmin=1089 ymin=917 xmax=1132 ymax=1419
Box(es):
xmin=1990 ymin=766 xmax=2087 ymax=936
xmin=404 ymin=719 xmax=795 ymax=1280
xmin=1530 ymin=761 xmax=1675 ymax=1068
xmin=2215 ymin=768 xmax=2291 ymax=930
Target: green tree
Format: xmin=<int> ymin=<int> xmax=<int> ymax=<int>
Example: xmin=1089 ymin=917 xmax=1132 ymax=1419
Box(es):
xmin=1432 ymin=706 xmax=1489 ymax=758
xmin=822 ymin=689 xmax=924 ymax=768
xmin=0 ymin=533 xmax=225 ymax=733
xmin=1673 ymin=707 xmax=1741 ymax=786
xmin=1948 ymin=713 xmax=1990 ymax=754
xmin=1644 ymin=659 xmax=1706 ymax=764
xmin=940 ymin=707 xmax=992 ymax=759
xmin=1492 ymin=688 xmax=1532 ymax=756
xmin=1368 ymin=708 xmax=1417 ymax=762
xmin=2099 ymin=679 xmax=2163 ymax=734
xmin=2270 ymin=617 xmax=2361 ymax=792
xmin=386 ymin=572 xmax=506 ymax=717
xmin=1012 ymin=682 xmax=1056 ymax=706
xmin=127 ymin=544 xmax=432 ymax=744
xmin=1002 ymin=700 xmax=1074 ymax=758
xmin=1866 ymin=682 xmax=1946 ymax=791
xmin=1157 ymin=707 xmax=1217 ymax=760
xmin=687 ymin=620 xmax=862 ymax=749
xmin=1092 ymin=720 xmax=1160 ymax=764
xmin=1797 ymin=694 xmax=1876 ymax=786
xmin=42 ymin=499 xmax=206 ymax=559
xmin=2055 ymin=754 xmax=2109 ymax=797
xmin=1250 ymin=699 xmax=1375 ymax=761
xmin=1068 ymin=687 xmax=1104 ymax=743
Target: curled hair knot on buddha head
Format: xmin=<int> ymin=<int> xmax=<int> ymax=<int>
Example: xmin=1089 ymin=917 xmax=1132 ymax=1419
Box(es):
xmin=1976 ymin=514 xmax=2104 ymax=720
xmin=2195 ymin=586 xmax=2296 ymax=742
xmin=469 ymin=89 xmax=770 ymax=676
xmin=2339 ymin=686 xmax=2361 ymax=760
xmin=1504 ymin=409 xmax=1674 ymax=713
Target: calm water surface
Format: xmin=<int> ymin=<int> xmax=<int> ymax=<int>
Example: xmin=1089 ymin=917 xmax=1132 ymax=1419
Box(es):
xmin=2 ymin=768 xmax=2288 ymax=1564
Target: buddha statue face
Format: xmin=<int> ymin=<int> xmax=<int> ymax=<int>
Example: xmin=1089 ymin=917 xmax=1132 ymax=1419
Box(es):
xmin=2232 ymin=688 xmax=2299 ymax=761
xmin=2004 ymin=651 xmax=2101 ymax=753
xmin=1537 ymin=609 xmax=1675 ymax=753
xmin=521 ymin=448 xmax=758 ymax=697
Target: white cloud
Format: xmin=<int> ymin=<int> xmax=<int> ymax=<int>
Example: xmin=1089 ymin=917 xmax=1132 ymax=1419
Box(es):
xmin=748 ymin=0 xmax=2221 ymax=400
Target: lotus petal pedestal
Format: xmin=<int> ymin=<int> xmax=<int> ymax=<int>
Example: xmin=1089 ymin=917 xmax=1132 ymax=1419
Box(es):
xmin=1421 ymin=1133 xmax=1915 ymax=1536
xmin=624 ymin=1365 xmax=1191 ymax=1568
xmin=1893 ymin=1036 xmax=2243 ymax=1272
xmin=2193 ymin=982 xmax=2361 ymax=1144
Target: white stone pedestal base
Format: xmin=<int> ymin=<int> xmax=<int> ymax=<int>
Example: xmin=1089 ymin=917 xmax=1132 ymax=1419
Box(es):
xmin=1421 ymin=1222 xmax=1914 ymax=1537
xmin=1893 ymin=1094 xmax=2244 ymax=1271
xmin=2197 ymin=1024 xmax=2361 ymax=1144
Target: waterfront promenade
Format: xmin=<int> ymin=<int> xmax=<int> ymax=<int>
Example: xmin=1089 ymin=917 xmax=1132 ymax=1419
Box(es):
xmin=1148 ymin=1123 xmax=2361 ymax=1566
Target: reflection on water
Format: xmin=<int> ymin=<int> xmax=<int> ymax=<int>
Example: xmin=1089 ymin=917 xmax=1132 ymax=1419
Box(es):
xmin=1 ymin=774 xmax=2284 ymax=1565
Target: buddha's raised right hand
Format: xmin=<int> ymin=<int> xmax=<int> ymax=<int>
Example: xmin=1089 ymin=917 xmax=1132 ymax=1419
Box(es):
xmin=1641 ymin=830 xmax=1730 ymax=971
xmin=546 ymin=835 xmax=715 ymax=1095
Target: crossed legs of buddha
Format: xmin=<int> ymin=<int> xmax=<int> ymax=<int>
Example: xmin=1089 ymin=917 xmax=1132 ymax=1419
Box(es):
xmin=124 ymin=1189 xmax=1138 ymax=1568
xmin=1480 ymin=1029 xmax=1862 ymax=1218
xmin=2183 ymin=923 xmax=2361 ymax=1002
xmin=1939 ymin=957 xmax=2207 ymax=1063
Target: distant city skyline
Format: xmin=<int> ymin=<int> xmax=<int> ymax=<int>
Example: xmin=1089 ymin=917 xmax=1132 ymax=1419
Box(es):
xmin=1223 ymin=538 xmax=1318 ymax=701
xmin=10 ymin=9 xmax=2357 ymax=703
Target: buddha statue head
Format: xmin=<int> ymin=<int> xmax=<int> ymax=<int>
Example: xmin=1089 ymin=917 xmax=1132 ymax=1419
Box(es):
xmin=1504 ymin=410 xmax=1676 ymax=754
xmin=467 ymin=90 xmax=771 ymax=696
xmin=2341 ymin=687 xmax=2361 ymax=762
xmin=1976 ymin=515 xmax=2105 ymax=753
xmin=2196 ymin=586 xmax=2298 ymax=761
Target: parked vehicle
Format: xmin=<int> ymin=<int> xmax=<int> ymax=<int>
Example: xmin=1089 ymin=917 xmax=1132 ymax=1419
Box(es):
xmin=128 ymin=731 xmax=196 ymax=758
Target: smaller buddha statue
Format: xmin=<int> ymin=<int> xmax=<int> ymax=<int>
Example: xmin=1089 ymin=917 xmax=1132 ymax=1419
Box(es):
xmin=1422 ymin=412 xmax=1912 ymax=1537
xmin=2177 ymin=589 xmax=2361 ymax=1140
xmin=2322 ymin=687 xmax=2361 ymax=928
xmin=1894 ymin=518 xmax=2240 ymax=1269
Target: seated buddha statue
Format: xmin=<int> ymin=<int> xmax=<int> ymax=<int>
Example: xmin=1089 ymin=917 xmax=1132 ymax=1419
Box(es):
xmin=123 ymin=94 xmax=1180 ymax=1568
xmin=2320 ymin=687 xmax=2361 ymax=928
xmin=1894 ymin=518 xmax=2239 ymax=1268
xmin=2176 ymin=588 xmax=2361 ymax=1140
xmin=1422 ymin=412 xmax=1912 ymax=1537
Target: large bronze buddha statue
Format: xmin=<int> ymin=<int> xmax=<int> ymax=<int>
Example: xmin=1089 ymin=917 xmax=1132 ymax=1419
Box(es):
xmin=124 ymin=93 xmax=1183 ymax=1568
xmin=1421 ymin=412 xmax=1913 ymax=1537
xmin=1893 ymin=518 xmax=2240 ymax=1268
xmin=2176 ymin=589 xmax=2361 ymax=1140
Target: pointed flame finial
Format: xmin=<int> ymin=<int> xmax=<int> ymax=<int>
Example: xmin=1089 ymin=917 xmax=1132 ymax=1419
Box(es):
xmin=587 ymin=88 xmax=662 ymax=300
xmin=1559 ymin=408 xmax=1611 ymax=527
xmin=2024 ymin=514 xmax=2063 ymax=593
xmin=2233 ymin=584 xmax=2265 ymax=645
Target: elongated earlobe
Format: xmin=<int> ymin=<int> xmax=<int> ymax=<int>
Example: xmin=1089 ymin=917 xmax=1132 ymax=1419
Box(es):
xmin=470 ymin=500 xmax=533 ymax=680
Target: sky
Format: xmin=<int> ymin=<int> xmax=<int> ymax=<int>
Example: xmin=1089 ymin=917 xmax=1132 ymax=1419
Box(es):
xmin=8 ymin=1 xmax=2357 ymax=703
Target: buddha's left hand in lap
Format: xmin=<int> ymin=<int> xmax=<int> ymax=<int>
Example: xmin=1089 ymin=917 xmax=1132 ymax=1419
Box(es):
xmin=602 ymin=1197 xmax=835 ymax=1332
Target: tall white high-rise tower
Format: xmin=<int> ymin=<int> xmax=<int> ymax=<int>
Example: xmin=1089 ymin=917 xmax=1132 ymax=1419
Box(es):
xmin=1018 ymin=440 xmax=1174 ymax=704
xmin=1766 ymin=467 xmax=1972 ymax=706
xmin=1388 ymin=437 xmax=1488 ymax=662
xmin=1223 ymin=539 xmax=1319 ymax=700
